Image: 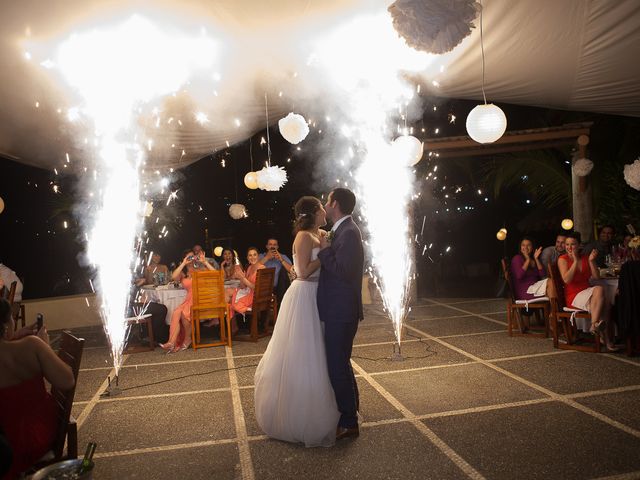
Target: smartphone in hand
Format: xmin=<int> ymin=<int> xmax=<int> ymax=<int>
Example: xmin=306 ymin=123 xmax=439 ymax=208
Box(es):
xmin=36 ymin=313 xmax=44 ymax=330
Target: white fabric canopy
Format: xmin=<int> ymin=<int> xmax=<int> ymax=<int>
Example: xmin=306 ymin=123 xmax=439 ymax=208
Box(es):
xmin=0 ymin=0 xmax=638 ymax=171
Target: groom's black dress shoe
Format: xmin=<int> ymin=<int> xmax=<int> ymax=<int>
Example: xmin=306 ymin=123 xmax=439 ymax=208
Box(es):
xmin=336 ymin=426 xmax=360 ymax=440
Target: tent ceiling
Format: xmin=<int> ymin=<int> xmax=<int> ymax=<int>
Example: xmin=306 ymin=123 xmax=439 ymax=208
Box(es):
xmin=0 ymin=0 xmax=639 ymax=171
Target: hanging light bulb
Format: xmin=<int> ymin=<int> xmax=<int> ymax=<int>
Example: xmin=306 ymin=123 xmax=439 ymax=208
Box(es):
xmin=466 ymin=1 xmax=507 ymax=144
xmin=561 ymin=218 xmax=574 ymax=230
xmin=496 ymin=227 xmax=507 ymax=241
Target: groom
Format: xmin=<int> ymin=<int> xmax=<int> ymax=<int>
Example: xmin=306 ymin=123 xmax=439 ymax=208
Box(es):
xmin=318 ymin=188 xmax=364 ymax=440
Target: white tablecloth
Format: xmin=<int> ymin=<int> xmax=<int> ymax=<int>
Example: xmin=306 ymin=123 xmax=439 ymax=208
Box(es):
xmin=591 ymin=277 xmax=618 ymax=305
xmin=141 ymin=286 xmax=187 ymax=325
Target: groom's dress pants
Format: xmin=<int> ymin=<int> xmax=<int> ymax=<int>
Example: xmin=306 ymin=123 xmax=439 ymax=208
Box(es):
xmin=324 ymin=321 xmax=360 ymax=429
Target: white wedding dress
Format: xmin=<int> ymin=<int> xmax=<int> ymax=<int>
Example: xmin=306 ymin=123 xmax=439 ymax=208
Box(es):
xmin=254 ymin=247 xmax=340 ymax=447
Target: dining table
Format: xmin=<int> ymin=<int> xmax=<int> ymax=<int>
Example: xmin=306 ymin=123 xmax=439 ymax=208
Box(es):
xmin=140 ymin=284 xmax=187 ymax=325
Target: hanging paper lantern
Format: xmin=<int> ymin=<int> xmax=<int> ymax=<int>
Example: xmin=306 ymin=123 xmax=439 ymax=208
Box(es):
xmin=244 ymin=172 xmax=258 ymax=190
xmin=623 ymin=158 xmax=640 ymax=191
xmin=0 ymin=196 xmax=4 ymax=215
xmin=466 ymin=104 xmax=507 ymax=144
xmin=573 ymin=158 xmax=593 ymax=177
xmin=496 ymin=227 xmax=507 ymax=241
xmin=561 ymin=218 xmax=574 ymax=231
xmin=392 ymin=135 xmax=424 ymax=166
xmin=229 ymin=203 xmax=248 ymax=220
xmin=257 ymin=166 xmax=288 ymax=191
xmin=213 ymin=246 xmax=223 ymax=257
xmin=143 ymin=201 xmax=153 ymax=217
xmin=278 ymin=112 xmax=310 ymax=144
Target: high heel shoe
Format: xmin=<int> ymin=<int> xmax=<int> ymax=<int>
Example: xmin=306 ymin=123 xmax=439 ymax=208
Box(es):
xmin=159 ymin=342 xmax=175 ymax=351
xmin=589 ymin=320 xmax=605 ymax=335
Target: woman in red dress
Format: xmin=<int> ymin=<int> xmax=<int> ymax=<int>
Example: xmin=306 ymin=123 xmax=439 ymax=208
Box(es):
xmin=0 ymin=298 xmax=75 ymax=479
xmin=160 ymin=250 xmax=216 ymax=353
xmin=230 ymin=247 xmax=265 ymax=318
xmin=558 ymin=232 xmax=617 ymax=350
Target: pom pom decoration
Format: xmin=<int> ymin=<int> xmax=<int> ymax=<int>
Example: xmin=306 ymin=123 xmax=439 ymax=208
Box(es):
xmin=388 ymin=0 xmax=481 ymax=54
xmin=244 ymin=172 xmax=259 ymax=190
xmin=466 ymin=104 xmax=507 ymax=144
xmin=561 ymin=219 xmax=574 ymax=231
xmin=213 ymin=246 xmax=223 ymax=257
xmin=229 ymin=203 xmax=248 ymax=220
xmin=573 ymin=158 xmax=594 ymax=177
xmin=623 ymin=158 xmax=640 ymax=191
xmin=278 ymin=113 xmax=310 ymax=145
xmin=0 ymin=196 xmax=4 ymax=215
xmin=496 ymin=228 xmax=507 ymax=241
xmin=392 ymin=135 xmax=424 ymax=166
xmin=257 ymin=166 xmax=288 ymax=191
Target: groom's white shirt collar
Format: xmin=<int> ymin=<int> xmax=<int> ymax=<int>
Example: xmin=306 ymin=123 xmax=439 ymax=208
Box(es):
xmin=331 ymin=215 xmax=351 ymax=233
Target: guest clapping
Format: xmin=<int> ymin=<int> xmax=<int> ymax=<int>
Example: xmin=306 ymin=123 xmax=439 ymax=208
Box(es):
xmin=558 ymin=232 xmax=617 ymax=350
xmin=160 ymin=251 xmax=215 ymax=353
xmin=230 ymin=247 xmax=265 ymax=319
xmin=540 ymin=234 xmax=566 ymax=271
xmin=510 ymin=237 xmax=545 ymax=300
xmin=0 ymin=298 xmax=75 ymax=478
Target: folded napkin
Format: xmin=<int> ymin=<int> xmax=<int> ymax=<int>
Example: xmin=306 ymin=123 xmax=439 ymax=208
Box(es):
xmin=526 ymin=278 xmax=548 ymax=297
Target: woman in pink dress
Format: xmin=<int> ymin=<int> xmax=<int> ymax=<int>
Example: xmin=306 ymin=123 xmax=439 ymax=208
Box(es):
xmin=160 ymin=251 xmax=216 ymax=353
xmin=230 ymin=247 xmax=264 ymax=318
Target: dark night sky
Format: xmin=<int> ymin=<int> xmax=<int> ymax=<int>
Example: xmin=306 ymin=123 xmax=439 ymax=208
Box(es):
xmin=2 ymin=97 xmax=639 ymax=299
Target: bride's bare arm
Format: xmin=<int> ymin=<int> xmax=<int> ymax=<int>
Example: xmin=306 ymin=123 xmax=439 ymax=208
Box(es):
xmin=293 ymin=232 xmax=321 ymax=279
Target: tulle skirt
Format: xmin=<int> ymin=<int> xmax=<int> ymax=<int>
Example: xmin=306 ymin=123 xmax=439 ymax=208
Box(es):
xmin=254 ymin=279 xmax=340 ymax=447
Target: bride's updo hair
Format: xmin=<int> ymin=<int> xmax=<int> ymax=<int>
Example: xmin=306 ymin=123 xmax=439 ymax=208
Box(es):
xmin=293 ymin=196 xmax=321 ymax=234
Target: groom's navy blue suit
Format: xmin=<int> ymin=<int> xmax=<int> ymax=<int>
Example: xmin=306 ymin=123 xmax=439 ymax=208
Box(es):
xmin=317 ymin=216 xmax=364 ymax=429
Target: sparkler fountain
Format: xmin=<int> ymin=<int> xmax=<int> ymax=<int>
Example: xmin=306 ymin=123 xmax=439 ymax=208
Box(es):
xmin=311 ymin=12 xmax=433 ymax=358
xmin=41 ymin=15 xmax=218 ymax=380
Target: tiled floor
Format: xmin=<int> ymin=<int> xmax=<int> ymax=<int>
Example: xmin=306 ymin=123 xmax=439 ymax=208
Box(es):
xmin=66 ymin=298 xmax=640 ymax=479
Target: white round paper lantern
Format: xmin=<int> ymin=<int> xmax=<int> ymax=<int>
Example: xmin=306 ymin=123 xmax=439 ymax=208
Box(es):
xmin=623 ymin=158 xmax=640 ymax=191
xmin=573 ymin=158 xmax=593 ymax=177
xmin=561 ymin=218 xmax=574 ymax=231
xmin=278 ymin=112 xmax=309 ymax=144
xmin=496 ymin=227 xmax=507 ymax=241
xmin=0 ymin=196 xmax=4 ymax=215
xmin=213 ymin=246 xmax=223 ymax=257
xmin=466 ymin=104 xmax=507 ymax=144
xmin=244 ymin=172 xmax=258 ymax=190
xmin=392 ymin=135 xmax=424 ymax=166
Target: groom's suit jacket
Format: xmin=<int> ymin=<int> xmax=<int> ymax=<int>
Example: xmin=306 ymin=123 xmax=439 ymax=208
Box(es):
xmin=317 ymin=216 xmax=364 ymax=323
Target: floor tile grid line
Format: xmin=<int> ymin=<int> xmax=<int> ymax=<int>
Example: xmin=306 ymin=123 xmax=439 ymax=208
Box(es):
xmin=76 ymin=357 xmax=127 ymax=431
xmin=436 ymin=329 xmax=507 ymax=340
xmin=350 ymin=360 xmax=487 ymax=480
xmin=92 ymin=438 xmax=238 ymax=459
xmin=89 ymin=387 xmax=232 ymax=404
xmin=404 ymin=321 xmax=640 ymax=440
xmin=601 ymin=353 xmax=640 ymax=368
xmin=225 ymin=346 xmax=256 ymax=480
xmin=407 ymin=311 xmax=506 ymax=324
xmin=590 ymin=471 xmax=640 ymax=480
xmin=86 ymin=381 xmax=640 ymax=461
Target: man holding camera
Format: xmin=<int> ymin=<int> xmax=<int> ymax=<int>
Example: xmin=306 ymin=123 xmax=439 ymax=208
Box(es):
xmin=258 ymin=238 xmax=293 ymax=286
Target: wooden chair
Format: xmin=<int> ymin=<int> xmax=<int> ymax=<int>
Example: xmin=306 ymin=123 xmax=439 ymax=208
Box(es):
xmin=547 ymin=262 xmax=601 ymax=352
xmin=234 ymin=267 xmax=278 ymax=343
xmin=51 ymin=331 xmax=85 ymax=460
xmin=500 ymin=259 xmax=550 ymax=337
xmin=191 ymin=270 xmax=232 ymax=349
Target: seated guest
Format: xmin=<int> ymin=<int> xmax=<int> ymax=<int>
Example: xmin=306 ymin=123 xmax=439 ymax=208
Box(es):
xmin=0 ymin=298 xmax=75 ymax=478
xmin=539 ymin=233 xmax=566 ymax=271
xmin=221 ymin=248 xmax=243 ymax=301
xmin=160 ymin=250 xmax=216 ymax=353
xmin=510 ymin=237 xmax=545 ymax=300
xmin=230 ymin=247 xmax=265 ymax=320
xmin=258 ymin=238 xmax=293 ymax=305
xmin=137 ymin=252 xmax=169 ymax=286
xmin=193 ymin=244 xmax=220 ymax=270
xmin=583 ymin=225 xmax=615 ymax=268
xmin=558 ymin=232 xmax=617 ymax=350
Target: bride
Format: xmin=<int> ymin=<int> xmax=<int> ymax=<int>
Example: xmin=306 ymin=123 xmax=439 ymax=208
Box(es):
xmin=254 ymin=196 xmax=340 ymax=447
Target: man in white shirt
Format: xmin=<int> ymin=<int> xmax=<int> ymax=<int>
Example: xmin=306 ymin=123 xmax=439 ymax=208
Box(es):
xmin=0 ymin=263 xmax=23 ymax=303
xmin=539 ymin=234 xmax=566 ymax=273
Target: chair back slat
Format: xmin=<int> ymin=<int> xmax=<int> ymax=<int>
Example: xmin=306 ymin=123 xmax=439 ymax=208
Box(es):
xmin=51 ymin=331 xmax=85 ymax=459
xmin=547 ymin=262 xmax=567 ymax=310
xmin=7 ymin=281 xmax=17 ymax=305
xmin=192 ymin=270 xmax=226 ymax=310
xmin=252 ymin=268 xmax=275 ymax=310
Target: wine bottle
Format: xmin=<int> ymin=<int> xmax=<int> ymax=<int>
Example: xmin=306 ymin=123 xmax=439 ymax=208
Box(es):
xmin=79 ymin=442 xmax=97 ymax=474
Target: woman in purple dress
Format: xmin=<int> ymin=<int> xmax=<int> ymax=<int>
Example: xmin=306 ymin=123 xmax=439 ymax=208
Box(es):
xmin=510 ymin=237 xmax=544 ymax=300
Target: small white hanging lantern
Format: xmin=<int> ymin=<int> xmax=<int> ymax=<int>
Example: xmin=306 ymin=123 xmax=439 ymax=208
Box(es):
xmin=244 ymin=172 xmax=258 ymax=190
xmin=466 ymin=104 xmax=507 ymax=144
xmin=229 ymin=203 xmax=248 ymax=220
xmin=278 ymin=112 xmax=309 ymax=144
xmin=561 ymin=219 xmax=574 ymax=230
xmin=392 ymin=135 xmax=424 ymax=166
